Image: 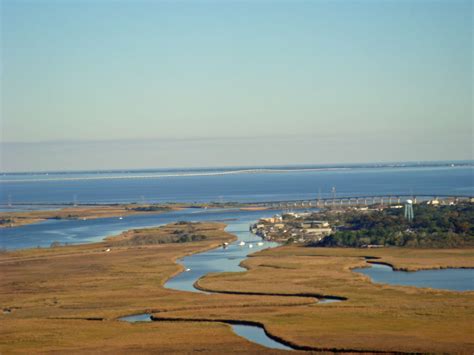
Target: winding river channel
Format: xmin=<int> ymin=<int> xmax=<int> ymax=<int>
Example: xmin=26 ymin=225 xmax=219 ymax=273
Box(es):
xmin=1 ymin=207 xmax=303 ymax=349
xmin=121 ymin=215 xmax=304 ymax=350
xmin=118 ymin=212 xmax=473 ymax=350
xmin=120 ymin=214 xmax=347 ymax=351
xmin=3 ymin=207 xmax=473 ymax=350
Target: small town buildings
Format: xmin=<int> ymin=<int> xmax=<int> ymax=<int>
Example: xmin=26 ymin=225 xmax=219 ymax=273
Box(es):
xmin=302 ymin=220 xmax=330 ymax=228
xmin=305 ymin=227 xmax=333 ymax=236
xmin=251 ymin=214 xmax=333 ymax=243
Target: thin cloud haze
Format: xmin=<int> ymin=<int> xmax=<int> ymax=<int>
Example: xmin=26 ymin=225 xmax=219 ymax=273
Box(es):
xmin=1 ymin=0 xmax=472 ymax=171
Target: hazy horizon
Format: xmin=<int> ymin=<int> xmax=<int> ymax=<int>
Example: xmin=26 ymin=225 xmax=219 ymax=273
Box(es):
xmin=1 ymin=135 xmax=473 ymax=173
xmin=1 ymin=0 xmax=472 ymax=172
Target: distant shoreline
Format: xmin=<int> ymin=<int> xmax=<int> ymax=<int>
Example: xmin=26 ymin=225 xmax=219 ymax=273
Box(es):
xmin=1 ymin=160 xmax=472 ymax=179
xmin=0 ymin=167 xmax=351 ymax=183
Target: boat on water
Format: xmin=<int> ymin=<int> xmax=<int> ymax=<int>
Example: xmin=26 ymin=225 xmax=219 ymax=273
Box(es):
xmin=257 ymin=242 xmax=264 ymax=246
xmin=248 ymin=244 xmax=253 ymax=248
xmin=239 ymin=241 xmax=245 ymax=246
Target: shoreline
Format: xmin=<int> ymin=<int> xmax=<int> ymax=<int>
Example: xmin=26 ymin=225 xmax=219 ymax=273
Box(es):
xmin=0 ymin=204 xmax=183 ymax=229
xmin=0 ymin=204 xmax=271 ymax=229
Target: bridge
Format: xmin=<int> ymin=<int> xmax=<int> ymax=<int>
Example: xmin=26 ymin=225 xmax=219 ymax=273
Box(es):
xmin=0 ymin=194 xmax=472 ymax=209
xmin=252 ymin=194 xmax=473 ymax=208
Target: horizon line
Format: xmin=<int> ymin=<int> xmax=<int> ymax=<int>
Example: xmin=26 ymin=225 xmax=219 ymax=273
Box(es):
xmin=1 ymin=159 xmax=472 ymax=176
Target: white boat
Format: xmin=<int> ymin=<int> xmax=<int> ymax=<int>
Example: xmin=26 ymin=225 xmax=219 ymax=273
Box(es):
xmin=248 ymin=244 xmax=253 ymax=248
xmin=119 ymin=217 xmax=123 ymax=220
xmin=185 ymin=268 xmax=191 ymax=272
xmin=239 ymin=241 xmax=245 ymax=246
xmin=257 ymin=242 xmax=264 ymax=246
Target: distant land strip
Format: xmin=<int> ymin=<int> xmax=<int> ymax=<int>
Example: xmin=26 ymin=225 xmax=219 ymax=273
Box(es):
xmin=0 ymin=168 xmax=350 ymax=183
xmin=1 ymin=162 xmax=472 ymax=183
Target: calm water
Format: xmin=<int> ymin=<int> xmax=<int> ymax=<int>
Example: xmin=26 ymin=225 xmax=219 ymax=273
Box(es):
xmin=231 ymin=324 xmax=292 ymax=351
xmin=354 ymin=263 xmax=474 ymax=291
xmin=119 ymin=312 xmax=292 ymax=351
xmin=2 ymin=165 xmax=473 ymax=349
xmin=119 ymin=314 xmax=152 ymax=322
xmin=1 ymin=165 xmax=472 ymax=206
xmin=114 ymin=212 xmax=293 ymax=350
xmin=164 ymin=219 xmax=279 ymax=292
xmin=0 ymin=208 xmax=287 ymax=250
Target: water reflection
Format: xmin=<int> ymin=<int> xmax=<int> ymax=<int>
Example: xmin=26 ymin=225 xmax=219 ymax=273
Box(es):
xmin=119 ymin=314 xmax=152 ymax=322
xmin=354 ymin=263 xmax=474 ymax=291
xmin=164 ymin=220 xmax=279 ymax=293
xmin=231 ymin=324 xmax=292 ymax=351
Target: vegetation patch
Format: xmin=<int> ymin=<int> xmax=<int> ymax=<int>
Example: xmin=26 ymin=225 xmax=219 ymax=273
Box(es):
xmin=310 ymin=203 xmax=474 ymax=248
xmin=127 ymin=205 xmax=173 ymax=212
xmin=110 ymin=223 xmax=209 ymax=246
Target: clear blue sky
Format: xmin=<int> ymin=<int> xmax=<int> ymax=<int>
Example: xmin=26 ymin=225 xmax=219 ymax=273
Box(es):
xmin=1 ymin=0 xmax=472 ymax=171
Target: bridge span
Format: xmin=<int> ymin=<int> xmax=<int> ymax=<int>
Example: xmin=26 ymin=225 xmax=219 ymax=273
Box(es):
xmin=253 ymin=194 xmax=473 ymax=208
xmin=0 ymin=194 xmax=472 ymax=209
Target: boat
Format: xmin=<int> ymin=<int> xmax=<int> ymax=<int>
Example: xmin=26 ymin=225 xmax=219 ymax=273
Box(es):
xmin=185 ymin=268 xmax=191 ymax=272
xmin=239 ymin=241 xmax=245 ymax=246
xmin=257 ymin=242 xmax=264 ymax=246
xmin=248 ymin=244 xmax=253 ymax=248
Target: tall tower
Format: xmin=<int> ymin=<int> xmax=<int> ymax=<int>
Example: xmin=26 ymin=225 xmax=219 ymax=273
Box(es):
xmin=404 ymin=199 xmax=414 ymax=221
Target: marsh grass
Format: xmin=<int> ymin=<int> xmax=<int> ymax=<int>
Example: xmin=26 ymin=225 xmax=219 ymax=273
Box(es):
xmin=1 ymin=224 xmax=473 ymax=353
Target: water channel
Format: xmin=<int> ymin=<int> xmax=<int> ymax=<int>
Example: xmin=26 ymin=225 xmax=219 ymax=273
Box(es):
xmin=354 ymin=262 xmax=474 ymax=291
xmin=121 ymin=217 xmax=297 ymax=350
xmin=4 ymin=207 xmax=472 ymax=349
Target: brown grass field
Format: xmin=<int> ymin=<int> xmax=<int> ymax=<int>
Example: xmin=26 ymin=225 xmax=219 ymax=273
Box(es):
xmin=1 ymin=222 xmax=473 ymax=353
xmin=0 ymin=204 xmax=267 ymax=228
xmin=0 ymin=205 xmax=182 ymax=228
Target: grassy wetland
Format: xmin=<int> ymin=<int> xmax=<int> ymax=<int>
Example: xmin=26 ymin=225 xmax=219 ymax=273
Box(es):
xmin=1 ymin=222 xmax=473 ymax=353
xmin=0 ymin=204 xmax=177 ymax=228
xmin=0 ymin=203 xmax=268 ymax=228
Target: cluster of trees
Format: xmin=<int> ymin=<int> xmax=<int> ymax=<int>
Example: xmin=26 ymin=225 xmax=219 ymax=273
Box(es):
xmin=310 ymin=203 xmax=473 ymax=248
xmin=0 ymin=217 xmax=14 ymax=225
xmin=113 ymin=225 xmax=207 ymax=247
xmin=129 ymin=205 xmax=172 ymax=212
xmin=114 ymin=233 xmax=207 ymax=246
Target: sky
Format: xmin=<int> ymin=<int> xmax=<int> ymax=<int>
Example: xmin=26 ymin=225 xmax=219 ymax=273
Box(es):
xmin=1 ymin=0 xmax=472 ymax=172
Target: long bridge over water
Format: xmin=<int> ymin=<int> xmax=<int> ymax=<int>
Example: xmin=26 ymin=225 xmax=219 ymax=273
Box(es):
xmin=252 ymin=194 xmax=473 ymax=208
xmin=0 ymin=194 xmax=472 ymax=209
